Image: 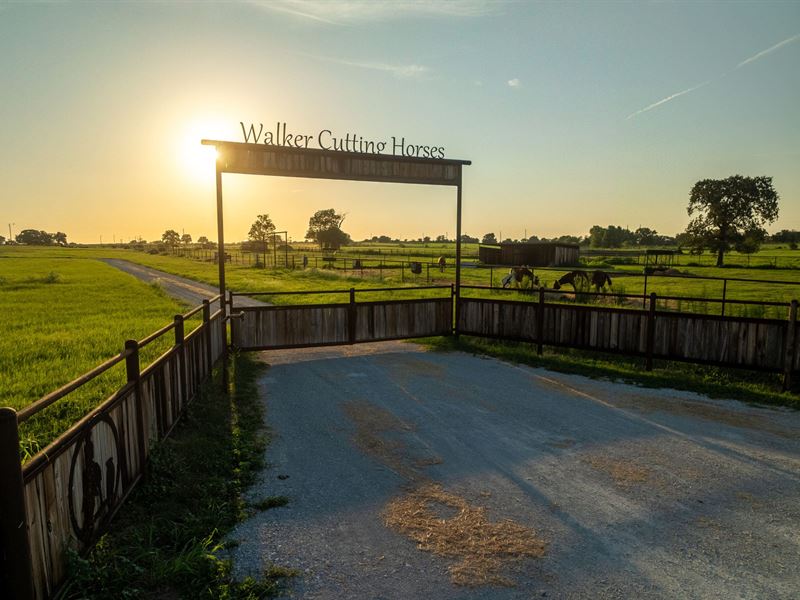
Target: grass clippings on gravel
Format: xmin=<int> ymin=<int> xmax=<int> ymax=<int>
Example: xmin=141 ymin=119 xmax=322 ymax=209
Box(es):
xmin=384 ymin=483 xmax=547 ymax=587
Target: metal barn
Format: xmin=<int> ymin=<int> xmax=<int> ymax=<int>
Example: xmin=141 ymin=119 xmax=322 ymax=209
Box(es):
xmin=478 ymin=242 xmax=580 ymax=267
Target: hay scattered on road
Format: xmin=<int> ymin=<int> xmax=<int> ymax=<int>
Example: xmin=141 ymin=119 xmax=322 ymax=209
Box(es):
xmin=584 ymin=455 xmax=650 ymax=487
xmin=384 ymin=484 xmax=546 ymax=587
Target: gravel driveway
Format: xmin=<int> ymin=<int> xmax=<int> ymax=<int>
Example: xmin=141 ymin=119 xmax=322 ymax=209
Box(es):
xmin=229 ymin=342 xmax=800 ymax=599
xmin=101 ymin=258 xmax=268 ymax=309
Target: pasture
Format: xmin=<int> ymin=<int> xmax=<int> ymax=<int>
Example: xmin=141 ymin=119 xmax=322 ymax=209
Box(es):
xmin=0 ymin=253 xmax=190 ymax=458
xmin=3 ymin=242 xmax=798 ymax=458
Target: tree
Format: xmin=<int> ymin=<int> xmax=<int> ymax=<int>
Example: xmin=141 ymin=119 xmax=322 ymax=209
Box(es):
xmin=686 ymin=175 xmax=779 ymax=266
xmin=162 ymin=229 xmax=180 ymax=250
xmin=482 ymin=232 xmax=497 ymax=245
xmin=181 ymin=233 xmax=192 ymax=246
xmin=305 ymin=209 xmax=350 ymax=251
xmin=248 ymin=214 xmax=276 ymax=266
xmin=0 ymin=235 xmax=5 ymax=245
xmin=16 ymin=229 xmax=53 ymax=245
xmin=197 ymin=236 xmax=209 ymax=245
xmin=634 ymin=227 xmax=658 ymax=246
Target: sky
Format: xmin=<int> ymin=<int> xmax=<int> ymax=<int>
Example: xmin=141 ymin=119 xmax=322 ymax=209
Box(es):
xmin=1 ymin=0 xmax=798 ymax=244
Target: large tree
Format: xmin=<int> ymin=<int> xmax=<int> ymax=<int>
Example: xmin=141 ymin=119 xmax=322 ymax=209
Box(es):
xmin=686 ymin=175 xmax=779 ymax=266
xmin=16 ymin=229 xmax=53 ymax=245
xmin=305 ymin=209 xmax=350 ymax=251
xmin=482 ymin=232 xmax=497 ymax=245
xmin=161 ymin=229 xmax=180 ymax=250
xmin=180 ymin=233 xmax=192 ymax=246
xmin=248 ymin=214 xmax=275 ymax=266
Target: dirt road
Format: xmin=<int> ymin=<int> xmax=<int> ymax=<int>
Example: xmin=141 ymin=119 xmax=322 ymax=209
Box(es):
xmin=229 ymin=342 xmax=800 ymax=599
xmin=101 ymin=258 xmax=268 ymax=309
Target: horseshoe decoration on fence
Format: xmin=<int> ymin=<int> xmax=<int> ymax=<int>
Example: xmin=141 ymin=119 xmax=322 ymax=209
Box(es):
xmin=67 ymin=414 xmax=124 ymax=544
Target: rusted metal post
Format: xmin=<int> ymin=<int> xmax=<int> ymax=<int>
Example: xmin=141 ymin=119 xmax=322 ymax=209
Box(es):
xmin=721 ymin=279 xmax=728 ymax=316
xmin=454 ymin=171 xmax=463 ymax=336
xmin=537 ymin=287 xmax=545 ymax=356
xmin=451 ymin=283 xmax=457 ymax=335
xmin=214 ymin=161 xmax=229 ymax=391
xmin=348 ymin=288 xmax=357 ymax=344
xmin=783 ymin=300 xmax=798 ymax=391
xmin=0 ymin=408 xmax=34 ymax=600
xmin=645 ymin=292 xmax=657 ymax=371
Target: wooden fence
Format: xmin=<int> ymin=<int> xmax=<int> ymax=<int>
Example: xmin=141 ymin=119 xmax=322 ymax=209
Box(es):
xmin=458 ymin=293 xmax=799 ymax=380
xmin=230 ymin=286 xmax=454 ymax=350
xmin=1 ymin=298 xmax=226 ymax=600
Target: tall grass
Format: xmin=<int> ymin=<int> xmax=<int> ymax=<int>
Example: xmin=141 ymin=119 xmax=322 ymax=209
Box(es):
xmin=0 ymin=257 xmax=188 ymax=457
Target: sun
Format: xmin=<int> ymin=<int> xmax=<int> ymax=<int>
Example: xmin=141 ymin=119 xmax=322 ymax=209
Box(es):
xmin=178 ymin=119 xmax=229 ymax=182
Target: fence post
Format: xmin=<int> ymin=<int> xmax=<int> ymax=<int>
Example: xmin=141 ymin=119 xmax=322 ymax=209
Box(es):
xmin=645 ymin=292 xmax=657 ymax=371
xmin=783 ymin=300 xmax=798 ymax=391
xmin=451 ymin=283 xmax=458 ymax=336
xmin=202 ymin=300 xmax=212 ymax=375
xmin=490 ymin=267 xmax=493 ymax=289
xmin=174 ymin=314 xmax=187 ymax=405
xmin=125 ymin=339 xmax=147 ymax=473
xmin=0 ymin=409 xmax=34 ymax=600
xmin=721 ymin=279 xmax=728 ymax=316
xmin=534 ymin=287 xmax=545 ymax=356
xmin=642 ymin=272 xmax=648 ymax=309
xmin=348 ymin=288 xmax=357 ymax=344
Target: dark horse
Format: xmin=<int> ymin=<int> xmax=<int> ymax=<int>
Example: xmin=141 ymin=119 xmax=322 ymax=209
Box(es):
xmin=553 ymin=270 xmax=612 ymax=292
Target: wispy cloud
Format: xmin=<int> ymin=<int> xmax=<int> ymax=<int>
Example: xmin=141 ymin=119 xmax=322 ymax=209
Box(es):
xmin=627 ymin=32 xmax=800 ymax=120
xmin=507 ymin=78 xmax=521 ymax=88
xmin=247 ymin=0 xmax=497 ymax=25
xmin=305 ymin=54 xmax=430 ymax=79
xmin=737 ymin=33 xmax=800 ymax=68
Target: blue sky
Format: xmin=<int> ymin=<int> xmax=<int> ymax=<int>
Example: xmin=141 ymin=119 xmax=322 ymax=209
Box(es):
xmin=1 ymin=1 xmax=798 ymax=243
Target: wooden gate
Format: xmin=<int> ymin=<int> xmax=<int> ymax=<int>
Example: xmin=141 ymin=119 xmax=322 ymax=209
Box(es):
xmin=230 ymin=287 xmax=454 ymax=350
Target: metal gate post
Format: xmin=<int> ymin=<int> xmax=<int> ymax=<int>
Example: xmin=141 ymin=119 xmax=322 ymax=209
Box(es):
xmin=348 ymin=288 xmax=357 ymax=344
xmin=0 ymin=408 xmax=34 ymax=600
xmin=454 ymin=171 xmax=463 ymax=337
xmin=783 ymin=300 xmax=798 ymax=391
xmin=645 ymin=292 xmax=657 ymax=371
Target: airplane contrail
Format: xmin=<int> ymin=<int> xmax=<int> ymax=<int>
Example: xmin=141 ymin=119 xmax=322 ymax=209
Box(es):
xmin=627 ymin=32 xmax=799 ymax=120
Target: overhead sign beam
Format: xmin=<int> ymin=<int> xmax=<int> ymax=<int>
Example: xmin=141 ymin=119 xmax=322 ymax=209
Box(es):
xmin=202 ymin=139 xmax=470 ymax=378
xmin=202 ymin=140 xmax=470 ymax=187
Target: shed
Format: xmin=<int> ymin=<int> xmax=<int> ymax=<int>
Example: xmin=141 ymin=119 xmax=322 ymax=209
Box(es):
xmin=478 ymin=242 xmax=579 ymax=267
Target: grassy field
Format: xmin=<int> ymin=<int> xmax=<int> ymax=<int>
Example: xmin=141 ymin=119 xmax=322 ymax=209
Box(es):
xmin=32 ymin=244 xmax=798 ymax=317
xmin=3 ymin=243 xmax=798 ymax=460
xmin=0 ymin=252 xmax=194 ymax=458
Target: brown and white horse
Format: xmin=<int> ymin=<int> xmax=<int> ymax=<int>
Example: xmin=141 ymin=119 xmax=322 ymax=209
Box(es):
xmin=502 ymin=266 xmax=539 ymax=289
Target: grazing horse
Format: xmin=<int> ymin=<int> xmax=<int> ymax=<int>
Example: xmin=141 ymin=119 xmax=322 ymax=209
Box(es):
xmin=553 ymin=270 xmax=612 ymax=292
xmin=437 ymin=256 xmax=446 ymax=272
xmin=502 ymin=266 xmax=539 ymax=289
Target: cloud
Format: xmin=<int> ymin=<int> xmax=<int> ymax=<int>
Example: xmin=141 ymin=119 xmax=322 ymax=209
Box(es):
xmin=736 ymin=32 xmax=800 ymax=68
xmin=247 ymin=0 xmax=497 ymax=25
xmin=627 ymin=32 xmax=799 ymax=120
xmin=507 ymin=78 xmax=521 ymax=88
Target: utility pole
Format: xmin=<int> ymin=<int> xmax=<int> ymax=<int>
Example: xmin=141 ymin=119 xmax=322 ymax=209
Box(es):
xmin=8 ymin=223 xmax=14 ymax=241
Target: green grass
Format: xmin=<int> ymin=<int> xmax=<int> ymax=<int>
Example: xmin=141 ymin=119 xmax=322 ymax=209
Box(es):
xmin=0 ymin=254 xmax=197 ymax=459
xmin=422 ymin=336 xmax=799 ymax=409
xmin=56 ymin=354 xmax=294 ymax=600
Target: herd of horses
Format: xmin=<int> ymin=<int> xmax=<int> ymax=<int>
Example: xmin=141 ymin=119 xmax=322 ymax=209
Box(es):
xmin=500 ymin=266 xmax=612 ymax=292
xmin=421 ymin=257 xmax=613 ymax=294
